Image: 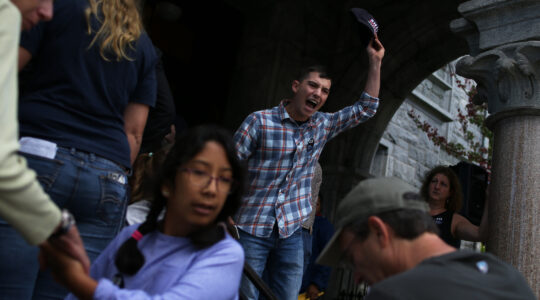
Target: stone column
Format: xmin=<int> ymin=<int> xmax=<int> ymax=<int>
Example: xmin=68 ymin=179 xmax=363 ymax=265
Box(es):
xmin=451 ymin=0 xmax=540 ymax=295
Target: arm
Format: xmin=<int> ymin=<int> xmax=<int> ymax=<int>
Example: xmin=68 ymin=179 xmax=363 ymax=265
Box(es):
xmin=40 ymin=243 xmax=97 ymax=300
xmin=46 ymin=226 xmax=132 ymax=300
xmin=324 ymin=38 xmax=385 ymax=140
xmin=18 ymin=47 xmax=32 ymax=71
xmin=363 ymin=36 xmax=385 ymax=98
xmin=0 ymin=11 xmax=60 ymax=245
xmin=233 ymin=114 xmax=260 ymax=161
xmin=452 ymin=196 xmax=488 ymax=242
xmin=124 ymin=103 xmax=150 ymax=164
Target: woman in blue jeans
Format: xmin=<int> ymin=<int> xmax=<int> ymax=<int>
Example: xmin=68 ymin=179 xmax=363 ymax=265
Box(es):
xmin=0 ymin=0 xmax=157 ymax=298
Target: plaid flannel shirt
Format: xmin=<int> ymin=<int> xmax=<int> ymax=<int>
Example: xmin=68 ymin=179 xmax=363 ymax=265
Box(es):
xmin=233 ymin=92 xmax=379 ymax=238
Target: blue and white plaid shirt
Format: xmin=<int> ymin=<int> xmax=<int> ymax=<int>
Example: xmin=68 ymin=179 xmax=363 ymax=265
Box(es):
xmin=233 ymin=92 xmax=379 ymax=238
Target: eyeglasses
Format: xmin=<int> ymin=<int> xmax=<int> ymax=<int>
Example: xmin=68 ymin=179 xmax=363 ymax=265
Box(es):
xmin=179 ymin=168 xmax=234 ymax=193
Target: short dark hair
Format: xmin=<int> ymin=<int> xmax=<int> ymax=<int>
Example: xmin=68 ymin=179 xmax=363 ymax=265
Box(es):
xmin=347 ymin=209 xmax=439 ymax=241
xmin=114 ymin=124 xmax=246 ymax=276
xmin=420 ymin=166 xmax=463 ymax=213
xmin=296 ymin=65 xmax=332 ymax=82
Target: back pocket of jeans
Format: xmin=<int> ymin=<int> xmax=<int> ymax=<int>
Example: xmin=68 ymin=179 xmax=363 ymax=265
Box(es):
xmin=97 ymin=172 xmax=127 ymax=226
xmin=23 ymin=153 xmax=64 ymax=193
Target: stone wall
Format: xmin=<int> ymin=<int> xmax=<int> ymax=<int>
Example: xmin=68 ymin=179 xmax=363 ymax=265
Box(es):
xmin=371 ymin=61 xmax=487 ymax=188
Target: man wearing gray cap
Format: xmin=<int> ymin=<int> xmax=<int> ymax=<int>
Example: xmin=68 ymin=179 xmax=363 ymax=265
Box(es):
xmin=317 ymin=177 xmax=535 ymax=299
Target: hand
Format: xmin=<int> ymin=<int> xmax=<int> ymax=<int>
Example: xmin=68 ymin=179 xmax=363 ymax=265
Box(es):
xmin=40 ymin=242 xmax=86 ymax=286
xmin=48 ymin=225 xmax=91 ymax=274
xmin=40 ymin=243 xmax=97 ymax=300
xmin=366 ymin=36 xmax=385 ymax=64
xmin=306 ymin=284 xmax=321 ymax=299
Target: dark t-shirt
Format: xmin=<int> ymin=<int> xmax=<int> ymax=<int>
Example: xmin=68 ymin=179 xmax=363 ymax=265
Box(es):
xmin=139 ymin=48 xmax=176 ymax=154
xmin=19 ymin=0 xmax=157 ymax=168
xmin=366 ymin=250 xmax=535 ymax=300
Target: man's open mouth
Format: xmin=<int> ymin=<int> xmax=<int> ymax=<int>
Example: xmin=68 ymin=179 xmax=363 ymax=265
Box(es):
xmin=306 ymin=99 xmax=318 ymax=108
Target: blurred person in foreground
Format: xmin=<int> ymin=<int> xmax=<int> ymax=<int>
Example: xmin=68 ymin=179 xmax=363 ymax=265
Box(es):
xmin=0 ymin=0 xmax=88 ymax=298
xmin=0 ymin=0 xmax=158 ymax=297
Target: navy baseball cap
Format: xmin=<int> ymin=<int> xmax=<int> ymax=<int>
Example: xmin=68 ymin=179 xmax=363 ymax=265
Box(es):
xmin=350 ymin=8 xmax=379 ymax=45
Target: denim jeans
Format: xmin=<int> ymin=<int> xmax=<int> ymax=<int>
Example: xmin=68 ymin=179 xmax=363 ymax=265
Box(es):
xmin=239 ymin=226 xmax=304 ymax=300
xmin=300 ymin=228 xmax=313 ymax=292
xmin=0 ymin=147 xmax=128 ymax=300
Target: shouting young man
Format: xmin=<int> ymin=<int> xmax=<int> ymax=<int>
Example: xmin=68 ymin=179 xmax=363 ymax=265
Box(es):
xmin=233 ymin=37 xmax=384 ymax=300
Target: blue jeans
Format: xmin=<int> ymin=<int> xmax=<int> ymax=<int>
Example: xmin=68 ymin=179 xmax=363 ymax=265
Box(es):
xmin=0 ymin=147 xmax=128 ymax=300
xmin=300 ymin=228 xmax=313 ymax=292
xmin=239 ymin=226 xmax=304 ymax=300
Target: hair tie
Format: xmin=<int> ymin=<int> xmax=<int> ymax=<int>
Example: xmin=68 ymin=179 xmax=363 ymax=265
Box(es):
xmin=131 ymin=230 xmax=143 ymax=241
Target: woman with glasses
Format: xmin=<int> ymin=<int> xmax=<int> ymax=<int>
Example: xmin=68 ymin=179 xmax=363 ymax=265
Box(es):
xmin=42 ymin=125 xmax=247 ymax=299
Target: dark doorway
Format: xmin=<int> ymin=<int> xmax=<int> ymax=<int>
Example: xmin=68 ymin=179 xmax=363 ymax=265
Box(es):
xmin=143 ymin=0 xmax=244 ymax=129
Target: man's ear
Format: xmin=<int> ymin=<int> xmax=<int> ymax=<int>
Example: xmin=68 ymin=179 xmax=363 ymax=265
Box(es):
xmin=367 ymin=216 xmax=391 ymax=248
xmin=292 ymin=80 xmax=300 ymax=93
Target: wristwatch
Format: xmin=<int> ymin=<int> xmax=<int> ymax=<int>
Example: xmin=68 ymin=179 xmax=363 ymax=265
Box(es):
xmin=49 ymin=209 xmax=75 ymax=239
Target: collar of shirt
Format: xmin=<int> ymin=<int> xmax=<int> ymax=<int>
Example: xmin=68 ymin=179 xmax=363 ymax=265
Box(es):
xmin=279 ymin=99 xmax=318 ymax=128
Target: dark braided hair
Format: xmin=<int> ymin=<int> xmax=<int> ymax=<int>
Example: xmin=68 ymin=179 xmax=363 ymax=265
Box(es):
xmin=114 ymin=125 xmax=246 ymax=275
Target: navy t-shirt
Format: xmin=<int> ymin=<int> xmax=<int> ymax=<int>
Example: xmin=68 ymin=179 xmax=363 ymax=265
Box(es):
xmin=19 ymin=0 xmax=157 ymax=168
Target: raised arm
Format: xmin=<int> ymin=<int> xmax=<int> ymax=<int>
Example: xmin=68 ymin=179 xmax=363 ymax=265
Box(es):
xmin=363 ymin=36 xmax=385 ymax=98
xmin=452 ymin=195 xmax=489 ymax=242
xmin=324 ymin=37 xmax=385 ymax=140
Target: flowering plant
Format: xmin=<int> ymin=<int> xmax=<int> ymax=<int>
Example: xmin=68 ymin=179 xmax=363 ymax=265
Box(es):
xmin=407 ymin=74 xmax=492 ymax=170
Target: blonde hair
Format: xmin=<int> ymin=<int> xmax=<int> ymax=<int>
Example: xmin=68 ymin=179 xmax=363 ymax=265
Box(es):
xmin=85 ymin=0 xmax=142 ymax=61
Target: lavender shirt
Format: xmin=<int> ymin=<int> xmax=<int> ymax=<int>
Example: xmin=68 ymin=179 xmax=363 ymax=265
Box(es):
xmin=66 ymin=224 xmax=244 ymax=299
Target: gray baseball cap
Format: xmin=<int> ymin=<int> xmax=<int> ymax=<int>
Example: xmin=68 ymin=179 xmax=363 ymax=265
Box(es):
xmin=317 ymin=177 xmax=428 ymax=267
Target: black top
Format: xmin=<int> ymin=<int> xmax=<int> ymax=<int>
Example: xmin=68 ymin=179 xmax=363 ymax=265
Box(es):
xmin=139 ymin=48 xmax=177 ymax=154
xmin=432 ymin=210 xmax=461 ymax=248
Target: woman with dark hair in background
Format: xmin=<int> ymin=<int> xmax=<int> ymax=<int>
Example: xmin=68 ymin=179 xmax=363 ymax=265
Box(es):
xmin=421 ymin=165 xmax=489 ymax=248
xmin=42 ymin=125 xmax=246 ymax=299
xmin=0 ymin=0 xmax=157 ymax=297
